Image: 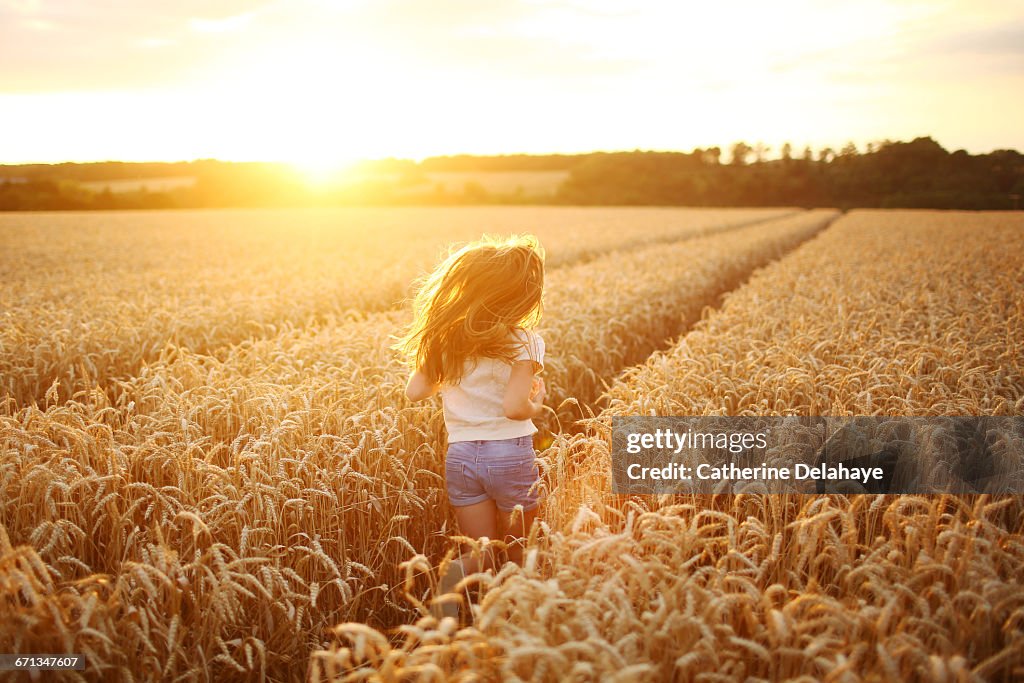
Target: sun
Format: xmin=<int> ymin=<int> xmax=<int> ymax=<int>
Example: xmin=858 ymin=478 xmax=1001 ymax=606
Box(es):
xmin=289 ymin=155 xmax=361 ymax=189
xmin=192 ymin=42 xmax=385 ymax=185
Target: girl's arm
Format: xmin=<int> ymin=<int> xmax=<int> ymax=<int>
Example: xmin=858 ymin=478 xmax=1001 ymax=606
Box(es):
xmin=503 ymin=361 xmax=546 ymax=420
xmin=405 ymin=369 xmax=440 ymax=401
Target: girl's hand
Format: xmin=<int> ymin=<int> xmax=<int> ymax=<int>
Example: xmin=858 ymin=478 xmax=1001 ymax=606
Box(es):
xmin=504 ymin=363 xmax=545 ymax=420
xmin=530 ymin=377 xmax=546 ymax=403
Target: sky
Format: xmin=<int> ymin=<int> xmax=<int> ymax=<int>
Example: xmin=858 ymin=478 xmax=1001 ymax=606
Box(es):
xmin=1 ymin=0 xmax=1022 ymax=169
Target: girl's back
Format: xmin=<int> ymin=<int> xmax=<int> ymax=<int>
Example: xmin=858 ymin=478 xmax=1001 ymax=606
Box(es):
xmin=440 ymin=327 xmax=545 ymax=442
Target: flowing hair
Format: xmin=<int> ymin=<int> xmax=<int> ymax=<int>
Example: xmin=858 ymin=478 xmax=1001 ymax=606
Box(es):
xmin=393 ymin=234 xmax=545 ymax=386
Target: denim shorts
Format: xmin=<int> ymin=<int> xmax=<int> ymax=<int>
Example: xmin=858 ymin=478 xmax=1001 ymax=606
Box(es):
xmin=445 ymin=435 xmax=541 ymax=512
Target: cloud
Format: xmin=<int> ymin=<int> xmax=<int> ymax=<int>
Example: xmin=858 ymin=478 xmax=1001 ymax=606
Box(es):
xmin=312 ymin=0 xmax=658 ymax=90
xmin=21 ymin=17 xmax=59 ymax=30
xmin=0 ymin=1 xmax=277 ymax=92
xmin=870 ymin=17 xmax=1024 ymax=83
xmin=760 ymin=5 xmax=1024 ymax=92
xmin=2 ymin=0 xmax=1021 ymax=159
xmin=924 ymin=21 xmax=1024 ymax=58
xmin=189 ymin=11 xmax=256 ymax=33
xmin=136 ymin=37 xmax=177 ymax=48
xmin=1 ymin=0 xmax=43 ymax=13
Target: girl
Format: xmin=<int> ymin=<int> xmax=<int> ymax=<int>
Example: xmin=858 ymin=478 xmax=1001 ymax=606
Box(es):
xmin=394 ymin=234 xmax=546 ymax=617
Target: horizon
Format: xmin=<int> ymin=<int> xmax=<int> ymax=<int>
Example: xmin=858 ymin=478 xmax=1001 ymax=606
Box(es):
xmin=2 ymin=134 xmax=1020 ymax=170
xmin=2 ymin=1 xmax=1022 ymax=171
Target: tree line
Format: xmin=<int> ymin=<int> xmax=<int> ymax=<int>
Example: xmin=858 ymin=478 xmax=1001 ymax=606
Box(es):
xmin=558 ymin=138 xmax=1023 ymax=210
xmin=1 ymin=137 xmax=1020 ymax=211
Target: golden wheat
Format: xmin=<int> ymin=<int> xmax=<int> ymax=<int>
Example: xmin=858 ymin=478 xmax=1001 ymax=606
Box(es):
xmin=312 ymin=210 xmax=1024 ymax=682
xmin=0 ymin=208 xmax=820 ymax=680
xmin=2 ymin=208 xmax=1021 ymax=682
xmin=0 ymin=206 xmax=792 ymax=406
xmin=602 ymin=210 xmax=1024 ymax=416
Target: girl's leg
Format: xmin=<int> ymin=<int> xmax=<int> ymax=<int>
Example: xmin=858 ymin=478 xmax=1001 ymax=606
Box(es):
xmin=451 ymin=498 xmax=500 ymax=573
xmin=497 ymin=505 xmax=539 ymax=566
xmin=436 ymin=499 xmax=502 ymax=620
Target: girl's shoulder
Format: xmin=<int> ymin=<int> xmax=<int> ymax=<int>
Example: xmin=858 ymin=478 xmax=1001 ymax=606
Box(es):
xmin=510 ymin=326 xmax=544 ymax=343
xmin=510 ymin=327 xmax=545 ymax=366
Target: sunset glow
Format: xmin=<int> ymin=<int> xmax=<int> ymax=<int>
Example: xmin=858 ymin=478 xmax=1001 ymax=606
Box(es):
xmin=1 ymin=0 xmax=1022 ymax=164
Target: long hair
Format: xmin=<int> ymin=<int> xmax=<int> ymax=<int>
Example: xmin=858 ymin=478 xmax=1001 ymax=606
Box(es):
xmin=393 ymin=234 xmax=545 ymax=385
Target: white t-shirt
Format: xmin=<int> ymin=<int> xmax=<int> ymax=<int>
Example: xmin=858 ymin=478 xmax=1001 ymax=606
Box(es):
xmin=440 ymin=328 xmax=545 ymax=442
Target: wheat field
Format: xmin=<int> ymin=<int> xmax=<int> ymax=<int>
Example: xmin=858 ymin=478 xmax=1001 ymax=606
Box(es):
xmin=1 ymin=207 xmax=1022 ymax=682
xmin=0 ymin=206 xmax=791 ymax=407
